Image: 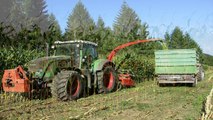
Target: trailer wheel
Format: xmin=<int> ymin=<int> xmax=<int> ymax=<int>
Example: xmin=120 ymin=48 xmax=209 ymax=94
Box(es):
xmin=97 ymin=66 xmax=118 ymax=93
xmin=191 ymin=78 xmax=197 ymax=87
xmin=197 ymin=66 xmax=205 ymax=81
xmin=51 ymin=71 xmax=83 ymax=101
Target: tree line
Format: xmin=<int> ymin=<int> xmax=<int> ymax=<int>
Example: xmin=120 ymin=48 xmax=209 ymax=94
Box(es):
xmin=0 ymin=1 xmax=209 ymax=82
xmin=0 ymin=1 xmax=202 ymax=54
xmin=0 ymin=0 xmax=61 ymax=50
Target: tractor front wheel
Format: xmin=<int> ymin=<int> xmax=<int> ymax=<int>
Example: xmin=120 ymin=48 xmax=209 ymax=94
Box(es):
xmin=97 ymin=66 xmax=118 ymax=93
xmin=51 ymin=71 xmax=83 ymax=101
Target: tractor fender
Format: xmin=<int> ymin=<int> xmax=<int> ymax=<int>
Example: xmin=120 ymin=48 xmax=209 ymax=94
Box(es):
xmin=92 ymin=59 xmax=115 ymax=72
xmin=92 ymin=59 xmax=115 ymax=88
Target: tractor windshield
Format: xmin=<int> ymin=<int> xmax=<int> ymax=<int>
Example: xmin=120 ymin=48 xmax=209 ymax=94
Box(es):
xmin=55 ymin=44 xmax=80 ymax=56
xmin=55 ymin=43 xmax=80 ymax=67
xmin=83 ymin=44 xmax=98 ymax=60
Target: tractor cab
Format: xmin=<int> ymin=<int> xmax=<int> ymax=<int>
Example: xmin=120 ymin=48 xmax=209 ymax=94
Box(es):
xmin=53 ymin=40 xmax=98 ymax=68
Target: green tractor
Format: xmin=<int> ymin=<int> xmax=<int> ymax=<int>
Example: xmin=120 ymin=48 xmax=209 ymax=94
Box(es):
xmin=2 ymin=40 xmax=118 ymax=101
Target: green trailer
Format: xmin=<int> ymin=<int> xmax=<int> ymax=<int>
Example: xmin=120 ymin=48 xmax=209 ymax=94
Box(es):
xmin=155 ymin=49 xmax=204 ymax=86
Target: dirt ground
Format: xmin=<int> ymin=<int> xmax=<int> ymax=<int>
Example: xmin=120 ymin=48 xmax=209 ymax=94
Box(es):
xmin=0 ymin=67 xmax=213 ymax=120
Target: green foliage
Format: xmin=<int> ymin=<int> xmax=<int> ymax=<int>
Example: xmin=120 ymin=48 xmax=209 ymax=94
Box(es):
xmin=113 ymin=2 xmax=149 ymax=42
xmin=0 ymin=0 xmax=13 ymax=23
xmin=165 ymin=26 xmax=203 ymax=61
xmin=45 ymin=13 xmax=62 ymax=48
xmin=203 ymin=53 xmax=213 ymax=66
xmin=0 ymin=23 xmax=12 ymax=46
xmin=114 ymin=52 xmax=155 ymax=82
xmin=0 ymin=5 xmax=61 ymax=84
xmin=94 ymin=17 xmax=115 ymax=54
xmin=0 ymin=18 xmax=61 ymax=51
xmin=8 ymin=0 xmax=49 ymax=32
xmin=0 ymin=1 xmax=207 ymax=89
xmin=0 ymin=47 xmax=45 ymax=88
xmin=0 ymin=47 xmax=44 ymax=70
xmin=0 ymin=0 xmax=60 ymax=52
xmin=65 ymin=1 xmax=95 ymax=40
xmin=95 ymin=16 xmax=108 ymax=46
xmin=111 ymin=1 xmax=154 ymax=56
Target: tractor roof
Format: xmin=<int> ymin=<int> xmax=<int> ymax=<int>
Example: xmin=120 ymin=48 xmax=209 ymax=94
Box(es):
xmin=54 ymin=40 xmax=98 ymax=46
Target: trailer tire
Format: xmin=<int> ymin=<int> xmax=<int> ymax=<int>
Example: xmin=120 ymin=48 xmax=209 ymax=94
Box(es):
xmin=191 ymin=78 xmax=197 ymax=87
xmin=51 ymin=71 xmax=83 ymax=101
xmin=97 ymin=66 xmax=118 ymax=93
xmin=197 ymin=66 xmax=205 ymax=81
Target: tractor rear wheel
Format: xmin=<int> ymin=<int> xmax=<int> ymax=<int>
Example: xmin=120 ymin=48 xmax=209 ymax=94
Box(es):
xmin=97 ymin=66 xmax=118 ymax=93
xmin=51 ymin=71 xmax=83 ymax=101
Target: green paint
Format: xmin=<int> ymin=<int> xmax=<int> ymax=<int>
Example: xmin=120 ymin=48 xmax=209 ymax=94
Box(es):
xmin=155 ymin=49 xmax=198 ymax=75
xmin=44 ymin=71 xmax=54 ymax=78
xmin=27 ymin=56 xmax=70 ymax=80
xmin=92 ymin=59 xmax=108 ymax=72
xmin=79 ymin=49 xmax=83 ymax=69
xmin=155 ymin=66 xmax=197 ymax=74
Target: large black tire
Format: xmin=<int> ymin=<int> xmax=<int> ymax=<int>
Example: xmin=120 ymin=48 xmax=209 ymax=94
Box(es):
xmin=97 ymin=66 xmax=118 ymax=93
xmin=197 ymin=66 xmax=205 ymax=81
xmin=51 ymin=71 xmax=83 ymax=101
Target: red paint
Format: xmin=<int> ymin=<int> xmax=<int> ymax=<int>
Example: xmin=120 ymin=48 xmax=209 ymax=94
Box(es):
xmin=107 ymin=73 xmax=114 ymax=89
xmin=107 ymin=39 xmax=161 ymax=61
xmin=107 ymin=39 xmax=161 ymax=87
xmin=72 ymin=78 xmax=80 ymax=96
xmin=2 ymin=66 xmax=30 ymax=92
xmin=103 ymin=72 xmax=114 ymax=89
xmin=119 ymin=73 xmax=135 ymax=87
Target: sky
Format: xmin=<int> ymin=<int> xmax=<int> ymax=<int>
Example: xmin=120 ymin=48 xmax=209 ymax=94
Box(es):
xmin=46 ymin=0 xmax=213 ymax=55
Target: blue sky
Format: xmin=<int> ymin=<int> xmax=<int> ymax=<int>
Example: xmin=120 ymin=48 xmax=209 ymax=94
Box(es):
xmin=46 ymin=0 xmax=213 ymax=55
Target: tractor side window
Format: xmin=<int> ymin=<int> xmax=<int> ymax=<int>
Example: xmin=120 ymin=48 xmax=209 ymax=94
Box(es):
xmin=83 ymin=45 xmax=97 ymax=60
xmin=55 ymin=45 xmax=71 ymax=56
xmin=91 ymin=47 xmax=98 ymax=59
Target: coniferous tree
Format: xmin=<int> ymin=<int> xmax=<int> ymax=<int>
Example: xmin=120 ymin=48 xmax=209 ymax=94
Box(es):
xmin=170 ymin=27 xmax=184 ymax=48
xmin=45 ymin=13 xmax=62 ymax=45
xmin=0 ymin=23 xmax=12 ymax=47
xmin=9 ymin=1 xmax=25 ymax=32
xmin=8 ymin=0 xmax=49 ymax=32
xmin=22 ymin=0 xmax=49 ymax=32
xmin=97 ymin=16 xmax=105 ymax=29
xmin=7 ymin=0 xmax=49 ymax=50
xmin=165 ymin=26 xmax=203 ymax=61
xmin=95 ymin=16 xmax=114 ymax=53
xmin=0 ymin=0 xmax=13 ymax=24
xmin=65 ymin=1 xmax=95 ymax=40
xmin=95 ymin=17 xmax=110 ymax=45
xmin=113 ymin=2 xmax=148 ymax=42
